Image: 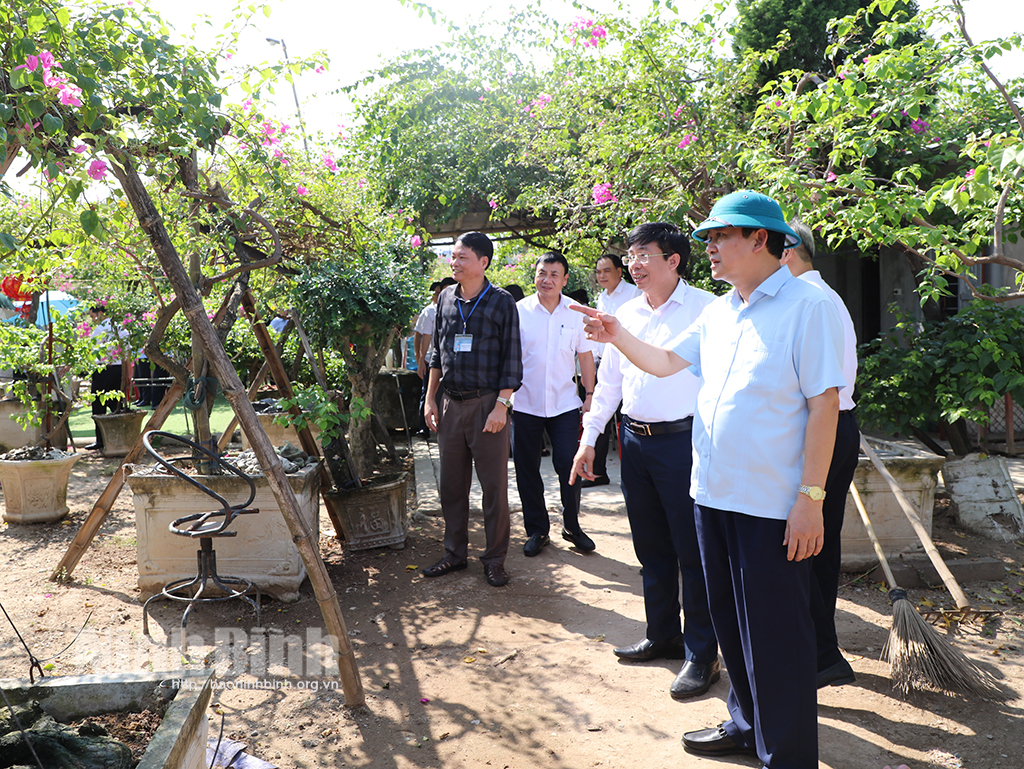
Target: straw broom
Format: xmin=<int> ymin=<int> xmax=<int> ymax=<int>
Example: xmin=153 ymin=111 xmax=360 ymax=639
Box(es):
xmin=850 ymin=481 xmax=999 ymax=697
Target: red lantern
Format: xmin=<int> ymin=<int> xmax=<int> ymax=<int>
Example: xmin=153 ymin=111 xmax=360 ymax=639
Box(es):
xmin=1 ymin=275 xmax=32 ymax=301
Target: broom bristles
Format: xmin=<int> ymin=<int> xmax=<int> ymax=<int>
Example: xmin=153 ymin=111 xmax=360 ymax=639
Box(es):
xmin=884 ymin=589 xmax=1000 ymax=697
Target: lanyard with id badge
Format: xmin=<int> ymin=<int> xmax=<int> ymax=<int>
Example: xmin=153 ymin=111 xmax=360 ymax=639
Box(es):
xmin=455 ymin=283 xmax=490 ymax=353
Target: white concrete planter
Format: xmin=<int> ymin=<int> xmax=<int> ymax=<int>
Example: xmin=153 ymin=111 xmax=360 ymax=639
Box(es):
xmin=0 ymin=453 xmax=81 ymax=523
xmin=94 ymin=410 xmax=148 ymax=457
xmin=0 ymin=670 xmax=212 ymax=769
xmin=840 ymin=438 xmax=946 ymax=571
xmin=127 ymin=462 xmax=320 ymax=603
xmin=942 ymin=453 xmax=1024 ymax=541
xmin=240 ymin=411 xmax=318 ymax=450
xmin=325 ymin=472 xmax=408 ymax=551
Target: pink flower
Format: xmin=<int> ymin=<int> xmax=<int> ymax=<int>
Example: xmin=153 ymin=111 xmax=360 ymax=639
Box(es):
xmin=488 ymin=199 xmax=498 ymax=210
xmin=72 ymin=144 xmax=88 ymax=153
xmin=58 ymin=84 xmax=83 ymax=106
xmin=273 ymin=148 xmax=289 ymax=165
xmin=23 ymin=54 xmax=39 ymax=72
xmin=87 ymin=159 xmax=108 ymax=180
xmin=43 ymin=69 xmax=67 ymax=88
xmin=678 ymin=134 xmax=697 ymax=150
xmin=242 ymin=99 xmax=254 ymax=113
xmin=279 ymin=123 xmax=290 ymax=134
xmin=672 ymin=106 xmax=684 ymax=120
xmin=910 ymin=118 xmax=929 ymax=135
xmin=965 ymin=168 xmax=976 ymax=180
xmin=411 ymin=235 xmax=423 ymax=247
xmin=260 ymin=122 xmax=276 ymax=137
xmin=39 ymin=50 xmax=55 ymax=69
xmin=357 ymin=178 xmax=367 ymax=189
xmin=315 ymin=65 xmax=326 ymax=74
xmin=826 ymin=171 xmax=837 ymax=182
xmin=296 ymin=184 xmax=309 ymax=196
xmin=592 ymin=182 xmax=618 ymax=205
xmin=322 ymin=154 xmax=338 ymax=172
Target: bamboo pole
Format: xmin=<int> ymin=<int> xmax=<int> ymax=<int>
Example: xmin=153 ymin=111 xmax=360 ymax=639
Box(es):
xmin=859 ymin=435 xmax=971 ymax=609
xmin=108 ymin=150 xmax=364 ymax=706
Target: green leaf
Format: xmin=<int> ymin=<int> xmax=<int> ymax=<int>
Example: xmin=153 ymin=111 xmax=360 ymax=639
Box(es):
xmin=42 ymin=113 xmax=63 ymax=134
xmin=80 ymin=210 xmax=102 ymax=237
xmin=0 ymin=232 xmax=19 ymax=251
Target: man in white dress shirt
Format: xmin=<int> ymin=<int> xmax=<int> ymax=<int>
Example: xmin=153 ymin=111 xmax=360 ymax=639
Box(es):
xmin=577 ymin=192 xmax=844 ymax=768
xmin=513 ymin=253 xmax=597 ymax=556
xmin=570 ymin=223 xmax=720 ymax=701
xmin=782 ymin=219 xmax=860 ymax=690
xmin=584 ymin=254 xmax=641 ymax=487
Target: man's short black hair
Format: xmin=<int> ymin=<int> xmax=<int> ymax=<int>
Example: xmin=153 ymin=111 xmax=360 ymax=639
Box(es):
xmin=595 ymin=253 xmax=624 ymax=270
xmin=429 ymin=281 xmax=443 ymax=291
xmin=89 ymin=305 xmax=107 ymax=314
xmin=439 ymin=277 xmax=457 ymax=288
xmin=740 ymin=227 xmax=786 ymax=259
xmin=455 ymin=231 xmax=494 ymax=265
xmin=536 ymin=251 xmax=569 ymax=277
xmin=626 ymin=222 xmax=690 ymax=277
xmin=503 ymin=283 xmax=525 ymax=302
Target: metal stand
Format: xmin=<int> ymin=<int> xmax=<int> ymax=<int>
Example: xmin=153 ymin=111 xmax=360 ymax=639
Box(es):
xmin=139 ymin=431 xmax=263 ymax=651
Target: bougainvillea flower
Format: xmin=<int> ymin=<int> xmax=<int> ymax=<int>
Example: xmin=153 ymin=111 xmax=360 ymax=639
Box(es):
xmin=87 ymin=159 xmax=108 ymax=180
xmin=411 ymin=235 xmax=423 ymax=247
xmin=296 ymin=184 xmax=309 ymax=196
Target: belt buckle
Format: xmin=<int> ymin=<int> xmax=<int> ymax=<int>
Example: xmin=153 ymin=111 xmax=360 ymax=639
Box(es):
xmin=633 ymin=421 xmax=652 ymax=436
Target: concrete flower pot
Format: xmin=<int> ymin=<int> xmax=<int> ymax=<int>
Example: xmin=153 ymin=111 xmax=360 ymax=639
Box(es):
xmin=94 ymin=410 xmax=148 ymax=457
xmin=0 ymin=452 xmax=81 ymax=523
xmin=840 ymin=438 xmax=946 ymax=571
xmin=325 ymin=472 xmax=408 ymax=551
xmin=127 ymin=462 xmax=320 ymax=602
xmin=0 ymin=670 xmax=212 ymax=769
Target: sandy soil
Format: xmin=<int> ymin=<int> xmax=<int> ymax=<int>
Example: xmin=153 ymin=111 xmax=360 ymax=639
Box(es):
xmin=1 ymin=449 xmax=1022 ymax=769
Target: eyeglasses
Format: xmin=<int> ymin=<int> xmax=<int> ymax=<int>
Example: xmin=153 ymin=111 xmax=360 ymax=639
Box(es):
xmin=622 ymin=251 xmax=669 ymax=265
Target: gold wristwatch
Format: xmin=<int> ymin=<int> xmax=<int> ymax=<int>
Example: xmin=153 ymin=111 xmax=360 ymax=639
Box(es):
xmin=798 ymin=484 xmax=826 ymax=501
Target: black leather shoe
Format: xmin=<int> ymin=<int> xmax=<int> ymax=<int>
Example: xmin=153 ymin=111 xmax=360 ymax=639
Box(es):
xmin=84 ymin=442 xmax=101 ymax=451
xmin=817 ymin=658 xmax=856 ymax=689
xmin=579 ymin=475 xmax=610 ymax=488
xmin=523 ymin=533 xmax=550 ymax=557
xmin=613 ymin=635 xmax=686 ymax=662
xmin=670 ymin=659 xmax=721 ymax=699
xmin=423 ymin=557 xmax=468 ymax=578
xmin=561 ymin=527 xmax=596 ymax=552
xmin=682 ymin=726 xmax=755 ymax=756
xmin=483 ymin=562 xmax=509 ymax=587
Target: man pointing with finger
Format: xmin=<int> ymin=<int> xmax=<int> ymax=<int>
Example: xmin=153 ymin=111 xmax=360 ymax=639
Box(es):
xmin=576 ymin=191 xmax=844 ymax=769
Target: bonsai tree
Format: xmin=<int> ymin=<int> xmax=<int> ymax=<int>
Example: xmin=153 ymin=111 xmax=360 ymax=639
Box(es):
xmin=290 ymin=243 xmax=428 ymax=479
xmin=857 ymin=301 xmax=1024 ymax=456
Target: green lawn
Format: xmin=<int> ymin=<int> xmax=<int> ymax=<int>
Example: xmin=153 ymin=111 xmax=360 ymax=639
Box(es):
xmin=67 ymin=394 xmax=238 ymax=443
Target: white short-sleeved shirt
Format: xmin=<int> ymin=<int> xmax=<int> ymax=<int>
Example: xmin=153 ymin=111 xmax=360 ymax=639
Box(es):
xmin=513 ymin=293 xmax=596 ymax=418
xmin=798 ymin=270 xmax=857 ymax=411
xmin=414 ymin=303 xmax=436 ymax=336
xmin=595 ymin=279 xmax=641 ymax=362
xmin=670 ymin=266 xmax=845 ymax=520
xmin=581 ymin=279 xmax=715 ymax=446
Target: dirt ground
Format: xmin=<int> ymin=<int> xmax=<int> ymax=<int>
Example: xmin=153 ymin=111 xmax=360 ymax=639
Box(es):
xmin=1 ymin=449 xmax=1023 ymax=769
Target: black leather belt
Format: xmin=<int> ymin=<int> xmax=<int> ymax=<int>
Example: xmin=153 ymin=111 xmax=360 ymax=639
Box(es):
xmin=623 ymin=415 xmax=693 ymax=436
xmin=444 ymin=388 xmax=495 ymax=401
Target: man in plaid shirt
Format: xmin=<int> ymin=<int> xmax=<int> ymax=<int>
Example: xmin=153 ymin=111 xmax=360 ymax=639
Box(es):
xmin=424 ymin=232 xmax=523 ymax=587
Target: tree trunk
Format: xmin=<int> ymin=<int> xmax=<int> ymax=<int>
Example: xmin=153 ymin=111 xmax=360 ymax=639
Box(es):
xmin=941 ymin=417 xmax=974 ymax=457
xmin=348 ymin=377 xmax=376 ymax=479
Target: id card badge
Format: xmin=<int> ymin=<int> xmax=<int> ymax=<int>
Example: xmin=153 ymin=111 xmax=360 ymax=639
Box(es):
xmin=454 ymin=334 xmax=474 ymax=353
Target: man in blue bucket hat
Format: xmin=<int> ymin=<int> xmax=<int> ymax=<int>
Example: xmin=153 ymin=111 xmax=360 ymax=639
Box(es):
xmin=574 ymin=190 xmax=845 ymax=768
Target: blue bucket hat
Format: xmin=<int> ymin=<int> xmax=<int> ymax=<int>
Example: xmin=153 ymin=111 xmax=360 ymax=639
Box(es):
xmin=692 ymin=190 xmax=801 ymax=248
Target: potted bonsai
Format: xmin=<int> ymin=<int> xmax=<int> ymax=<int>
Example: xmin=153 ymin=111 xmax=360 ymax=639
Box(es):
xmin=288 ymin=243 xmax=428 ymax=549
xmin=857 ymin=301 xmax=1024 ymax=541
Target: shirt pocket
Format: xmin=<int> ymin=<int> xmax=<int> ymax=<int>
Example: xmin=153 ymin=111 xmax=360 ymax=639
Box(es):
xmin=735 ymin=337 xmax=790 ymax=390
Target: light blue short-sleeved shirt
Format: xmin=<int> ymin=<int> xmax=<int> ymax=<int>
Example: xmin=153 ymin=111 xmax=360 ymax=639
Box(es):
xmin=670 ymin=266 xmax=845 ymax=520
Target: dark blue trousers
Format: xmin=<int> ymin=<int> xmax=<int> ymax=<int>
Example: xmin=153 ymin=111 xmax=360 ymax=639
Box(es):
xmin=512 ymin=409 xmax=582 ymax=537
xmin=695 ymin=504 xmax=817 ymax=769
xmin=811 ymin=410 xmax=860 ymax=670
xmin=619 ymin=427 xmax=716 ymax=664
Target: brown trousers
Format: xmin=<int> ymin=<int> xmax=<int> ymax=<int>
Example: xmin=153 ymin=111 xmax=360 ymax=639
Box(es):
xmin=437 ymin=391 xmax=511 ymax=566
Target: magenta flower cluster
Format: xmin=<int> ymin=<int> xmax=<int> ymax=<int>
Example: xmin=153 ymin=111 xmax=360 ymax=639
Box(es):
xmin=678 ymin=134 xmax=697 ymax=150
xmin=592 ymin=183 xmax=618 ymax=205
xmin=17 ymin=50 xmax=83 ymax=107
xmin=525 ymin=93 xmax=552 ymax=117
xmin=910 ymin=118 xmax=930 ymax=135
xmin=570 ymin=17 xmax=607 ymax=48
